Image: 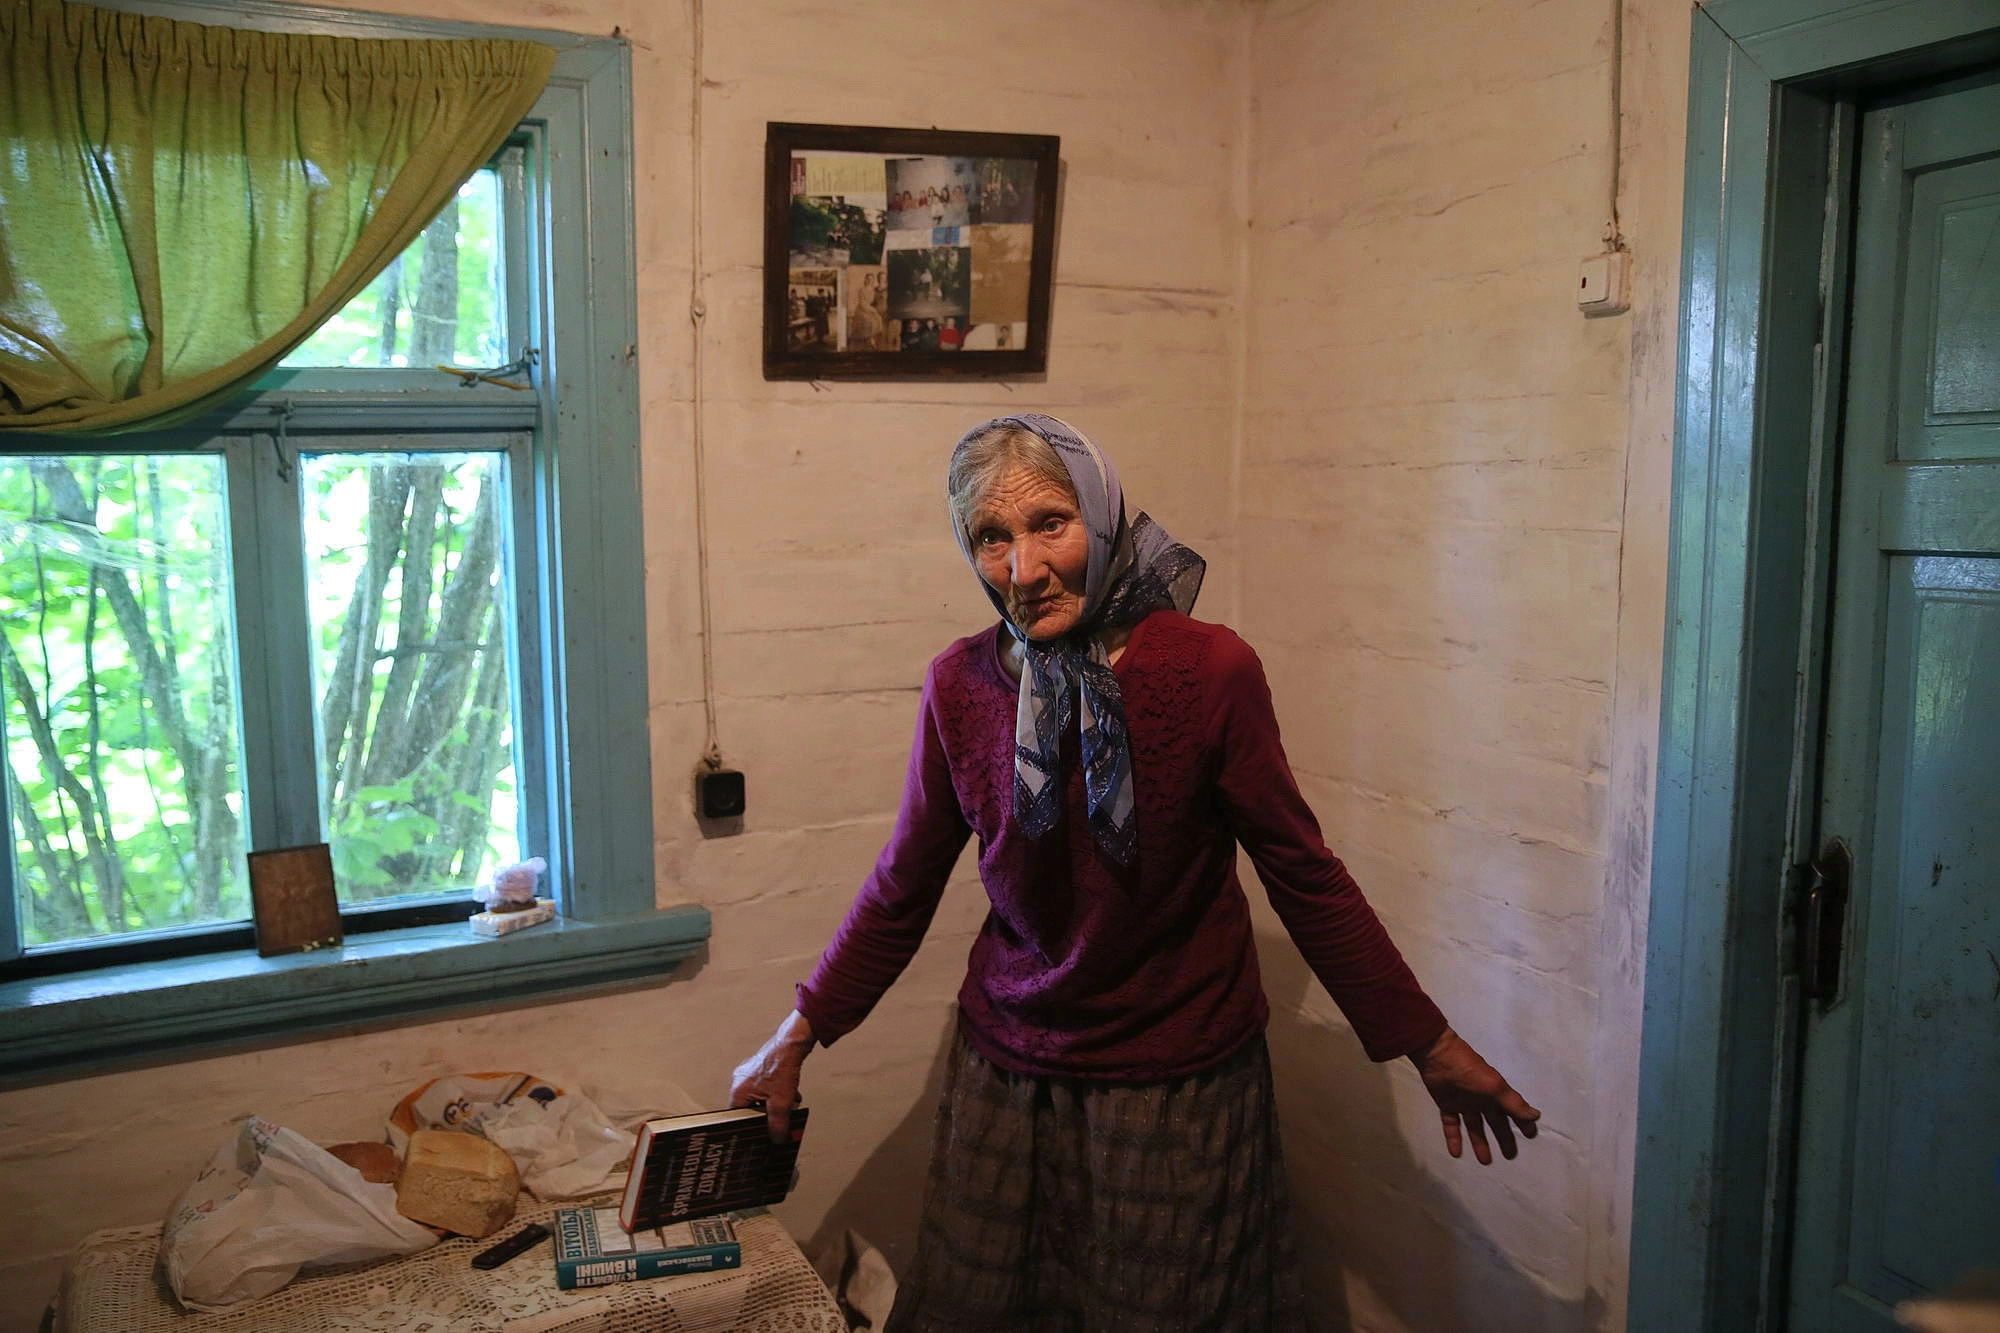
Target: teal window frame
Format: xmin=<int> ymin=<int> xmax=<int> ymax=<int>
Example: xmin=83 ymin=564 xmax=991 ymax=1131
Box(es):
xmin=0 ymin=1 xmax=704 ymax=1081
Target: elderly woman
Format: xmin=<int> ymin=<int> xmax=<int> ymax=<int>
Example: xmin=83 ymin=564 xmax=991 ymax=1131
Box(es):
xmin=731 ymin=414 xmax=1538 ymax=1331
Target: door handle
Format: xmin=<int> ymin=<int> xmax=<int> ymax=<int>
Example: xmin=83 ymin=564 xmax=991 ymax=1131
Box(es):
xmin=1800 ymin=838 xmax=1852 ymax=1005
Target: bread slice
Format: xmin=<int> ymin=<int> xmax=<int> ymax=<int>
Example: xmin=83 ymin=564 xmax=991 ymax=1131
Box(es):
xmin=394 ymin=1129 xmax=520 ymax=1237
xmin=326 ymin=1140 xmax=402 ymax=1185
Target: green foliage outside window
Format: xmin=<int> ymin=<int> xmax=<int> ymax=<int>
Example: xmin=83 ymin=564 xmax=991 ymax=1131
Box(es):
xmin=2 ymin=448 xmax=523 ymax=945
xmin=303 ymin=452 xmax=519 ymax=901
xmin=282 ymin=169 xmax=506 ymax=371
xmin=0 ymin=456 xmax=249 ymax=946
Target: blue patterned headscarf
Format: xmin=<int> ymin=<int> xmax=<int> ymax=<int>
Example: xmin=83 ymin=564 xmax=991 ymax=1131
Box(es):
xmin=949 ymin=414 xmax=1205 ymax=865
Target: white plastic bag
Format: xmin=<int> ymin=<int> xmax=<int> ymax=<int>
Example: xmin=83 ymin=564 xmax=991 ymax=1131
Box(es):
xmin=388 ymin=1071 xmax=638 ymax=1200
xmin=160 ymin=1116 xmax=439 ymax=1312
xmin=475 ymin=1090 xmax=632 ymax=1199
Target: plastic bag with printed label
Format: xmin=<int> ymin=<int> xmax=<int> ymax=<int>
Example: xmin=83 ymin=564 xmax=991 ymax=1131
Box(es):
xmin=388 ymin=1071 xmax=674 ymax=1200
xmin=158 ymin=1116 xmax=439 ymax=1312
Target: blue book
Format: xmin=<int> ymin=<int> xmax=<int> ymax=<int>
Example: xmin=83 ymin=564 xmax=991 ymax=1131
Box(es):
xmin=551 ymin=1205 xmax=742 ymax=1289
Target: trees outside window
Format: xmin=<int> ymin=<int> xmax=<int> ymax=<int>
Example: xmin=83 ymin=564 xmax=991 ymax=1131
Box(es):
xmin=303 ymin=450 xmax=520 ymax=901
xmin=1 ymin=455 xmax=245 ymax=944
xmin=3 ymin=155 xmax=542 ymax=953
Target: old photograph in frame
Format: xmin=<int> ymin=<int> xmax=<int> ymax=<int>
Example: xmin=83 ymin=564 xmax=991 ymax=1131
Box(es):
xmin=247 ymin=842 xmax=342 ymax=957
xmin=764 ymin=122 xmax=1059 ymax=380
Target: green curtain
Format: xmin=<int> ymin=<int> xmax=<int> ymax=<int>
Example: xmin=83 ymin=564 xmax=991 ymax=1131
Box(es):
xmin=0 ymin=0 xmax=555 ymax=433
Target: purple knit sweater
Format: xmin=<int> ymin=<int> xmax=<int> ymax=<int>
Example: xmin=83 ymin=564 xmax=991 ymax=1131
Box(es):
xmin=795 ymin=611 xmax=1448 ymax=1080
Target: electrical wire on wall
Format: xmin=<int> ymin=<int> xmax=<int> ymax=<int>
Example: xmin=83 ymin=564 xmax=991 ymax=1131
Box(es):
xmin=1575 ymin=0 xmax=1632 ymax=316
xmin=687 ymin=0 xmax=723 ymax=777
xmin=1605 ymin=0 xmax=1626 ymax=251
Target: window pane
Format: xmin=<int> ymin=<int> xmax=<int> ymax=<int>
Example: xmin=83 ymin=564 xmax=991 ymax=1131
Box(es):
xmin=282 ymin=169 xmax=507 ymax=370
xmin=302 ymin=452 xmax=520 ymax=904
xmin=1 ymin=456 xmax=249 ymax=946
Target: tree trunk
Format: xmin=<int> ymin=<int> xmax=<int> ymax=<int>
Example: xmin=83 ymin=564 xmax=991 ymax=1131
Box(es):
xmin=5 ymin=757 xmax=96 ymax=942
xmin=360 ymin=465 xmax=446 ymax=789
xmin=322 ymin=462 xmax=412 ymax=804
xmin=439 ymin=602 xmax=510 ymax=881
xmin=0 ymin=633 xmax=120 ymax=935
xmin=377 ymin=255 xmax=404 ymax=367
xmin=400 ymin=470 xmax=502 ymax=771
xmin=30 ymin=462 xmax=204 ymax=794
xmin=146 ymin=459 xmax=179 ymax=679
xmin=408 ymin=203 xmax=460 ymax=367
xmin=138 ymin=458 xmax=198 ymax=900
xmin=192 ymin=617 xmax=236 ymax=918
xmin=23 ymin=460 xmax=243 ymax=924
xmin=80 ymin=573 xmax=128 ymax=928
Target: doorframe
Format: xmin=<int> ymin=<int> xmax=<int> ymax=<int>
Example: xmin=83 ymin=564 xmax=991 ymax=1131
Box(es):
xmin=1630 ymin=4 xmax=2000 ymax=1331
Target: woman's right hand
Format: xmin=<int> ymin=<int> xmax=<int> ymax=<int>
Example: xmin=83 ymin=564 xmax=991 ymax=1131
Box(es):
xmin=729 ymin=1009 xmax=817 ymax=1141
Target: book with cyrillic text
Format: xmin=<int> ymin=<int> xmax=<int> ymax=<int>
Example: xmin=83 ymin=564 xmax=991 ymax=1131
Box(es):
xmin=552 ymin=1205 xmax=741 ymax=1289
xmin=618 ymin=1105 xmax=809 ymax=1232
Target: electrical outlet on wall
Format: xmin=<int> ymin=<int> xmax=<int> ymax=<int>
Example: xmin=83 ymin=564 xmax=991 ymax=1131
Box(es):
xmin=695 ymin=763 xmax=745 ymax=820
xmin=1578 ymin=249 xmax=1631 ymax=316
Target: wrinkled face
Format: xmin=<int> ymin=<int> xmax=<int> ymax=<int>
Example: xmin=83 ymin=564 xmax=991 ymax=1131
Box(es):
xmin=969 ymin=464 xmax=1090 ymax=641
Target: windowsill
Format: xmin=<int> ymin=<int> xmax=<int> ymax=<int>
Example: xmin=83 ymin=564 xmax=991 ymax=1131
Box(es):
xmin=0 ymin=903 xmax=709 ymax=1082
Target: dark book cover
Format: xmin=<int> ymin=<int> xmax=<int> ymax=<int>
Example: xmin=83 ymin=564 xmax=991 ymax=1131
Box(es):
xmin=619 ymin=1106 xmax=809 ymax=1233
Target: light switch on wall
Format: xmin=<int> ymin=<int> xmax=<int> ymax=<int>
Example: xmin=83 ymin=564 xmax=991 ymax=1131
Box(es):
xmin=1578 ymin=250 xmax=1631 ymax=316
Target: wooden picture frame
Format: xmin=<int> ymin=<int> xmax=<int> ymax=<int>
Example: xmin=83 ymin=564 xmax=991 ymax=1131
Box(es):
xmin=247 ymin=843 xmax=343 ymax=957
xmin=763 ymin=122 xmax=1060 ymax=380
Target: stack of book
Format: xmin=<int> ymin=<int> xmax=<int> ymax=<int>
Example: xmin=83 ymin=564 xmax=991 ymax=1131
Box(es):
xmin=553 ymin=1103 xmax=810 ymax=1290
xmin=552 ymin=1207 xmax=741 ymax=1290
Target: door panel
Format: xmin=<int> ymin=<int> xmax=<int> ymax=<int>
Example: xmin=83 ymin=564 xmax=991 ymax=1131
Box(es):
xmin=1788 ymin=71 xmax=2000 ymax=1332
xmin=1903 ymin=154 xmax=2000 ymax=460
xmin=1873 ymin=557 xmax=2000 ymax=1295
xmin=1923 ymin=191 xmax=2000 ymax=421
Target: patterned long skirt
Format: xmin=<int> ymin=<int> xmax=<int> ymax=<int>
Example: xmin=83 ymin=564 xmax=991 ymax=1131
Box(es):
xmin=885 ymin=1029 xmax=1307 ymax=1332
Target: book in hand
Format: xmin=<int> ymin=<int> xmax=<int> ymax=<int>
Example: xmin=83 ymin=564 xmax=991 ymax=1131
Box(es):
xmin=552 ymin=1205 xmax=742 ymax=1289
xmin=618 ymin=1104 xmax=809 ymax=1233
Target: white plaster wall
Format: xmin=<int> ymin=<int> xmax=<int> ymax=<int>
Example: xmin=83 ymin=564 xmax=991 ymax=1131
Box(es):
xmin=1239 ymin=1 xmax=1688 ymax=1330
xmin=0 ymin=1 xmax=1248 ymax=1325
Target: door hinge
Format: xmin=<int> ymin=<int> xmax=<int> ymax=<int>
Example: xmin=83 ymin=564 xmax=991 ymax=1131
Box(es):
xmin=1798 ymin=837 xmax=1853 ymax=1005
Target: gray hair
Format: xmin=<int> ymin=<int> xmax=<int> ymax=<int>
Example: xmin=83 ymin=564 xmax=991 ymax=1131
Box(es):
xmin=946 ymin=420 xmax=1077 ymax=545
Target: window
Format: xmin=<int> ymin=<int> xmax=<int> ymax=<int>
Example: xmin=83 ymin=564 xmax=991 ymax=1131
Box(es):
xmin=301 ymin=448 xmax=525 ymax=902
xmin=284 ymin=162 xmax=516 ymax=372
xmin=3 ymin=452 xmax=250 ymax=946
xmin=0 ymin=8 xmax=702 ymax=1077
xmin=4 ymin=159 xmax=535 ymax=957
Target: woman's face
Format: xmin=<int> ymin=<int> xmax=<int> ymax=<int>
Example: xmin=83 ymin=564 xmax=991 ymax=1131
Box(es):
xmin=970 ymin=464 xmax=1089 ymax=640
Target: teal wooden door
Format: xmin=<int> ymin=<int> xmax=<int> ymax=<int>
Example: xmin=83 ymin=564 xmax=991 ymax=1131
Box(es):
xmin=1788 ymin=72 xmax=2000 ymax=1331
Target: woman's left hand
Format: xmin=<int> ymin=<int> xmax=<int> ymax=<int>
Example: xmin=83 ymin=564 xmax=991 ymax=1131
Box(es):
xmin=1409 ymin=1027 xmax=1541 ymax=1165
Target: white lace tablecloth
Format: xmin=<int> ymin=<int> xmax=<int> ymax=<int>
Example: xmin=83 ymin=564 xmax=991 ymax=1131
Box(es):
xmin=53 ymin=1199 xmax=846 ymax=1333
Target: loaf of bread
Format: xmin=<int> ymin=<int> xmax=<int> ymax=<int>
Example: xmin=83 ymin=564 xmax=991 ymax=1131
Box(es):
xmin=393 ymin=1129 xmax=520 ymax=1237
xmin=326 ymin=1140 xmax=402 ymax=1185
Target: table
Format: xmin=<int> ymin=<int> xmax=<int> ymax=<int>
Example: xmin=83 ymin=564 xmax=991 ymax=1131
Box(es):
xmin=52 ymin=1199 xmax=847 ymax=1333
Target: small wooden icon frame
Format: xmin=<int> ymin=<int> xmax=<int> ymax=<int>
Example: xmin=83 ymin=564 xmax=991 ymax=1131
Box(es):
xmin=247 ymin=843 xmax=343 ymax=957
